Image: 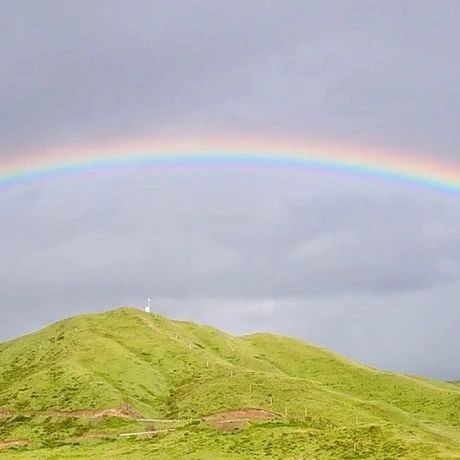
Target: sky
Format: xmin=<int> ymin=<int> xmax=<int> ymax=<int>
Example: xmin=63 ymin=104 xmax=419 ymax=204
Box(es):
xmin=1 ymin=1 xmax=460 ymax=379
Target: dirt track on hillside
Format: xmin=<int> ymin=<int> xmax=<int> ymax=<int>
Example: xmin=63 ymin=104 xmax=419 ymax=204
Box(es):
xmin=2 ymin=403 xmax=141 ymax=420
xmin=48 ymin=404 xmax=141 ymax=419
xmin=0 ymin=440 xmax=28 ymax=450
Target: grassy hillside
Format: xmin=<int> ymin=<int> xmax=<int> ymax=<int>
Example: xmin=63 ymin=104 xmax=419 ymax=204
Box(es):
xmin=0 ymin=307 xmax=459 ymax=459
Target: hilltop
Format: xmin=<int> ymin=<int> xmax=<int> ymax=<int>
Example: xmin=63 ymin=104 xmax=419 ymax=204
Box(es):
xmin=0 ymin=307 xmax=459 ymax=459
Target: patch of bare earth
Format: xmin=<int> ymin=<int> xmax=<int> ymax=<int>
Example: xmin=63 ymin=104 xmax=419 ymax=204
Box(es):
xmin=0 ymin=408 xmax=12 ymax=417
xmin=0 ymin=440 xmax=28 ymax=450
xmin=205 ymin=408 xmax=280 ymax=431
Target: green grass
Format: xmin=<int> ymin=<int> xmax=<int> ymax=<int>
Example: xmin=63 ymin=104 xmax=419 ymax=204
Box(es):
xmin=0 ymin=307 xmax=459 ymax=459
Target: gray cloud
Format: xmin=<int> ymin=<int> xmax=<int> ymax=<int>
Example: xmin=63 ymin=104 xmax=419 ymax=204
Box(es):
xmin=3 ymin=170 xmax=460 ymax=299
xmin=1 ymin=1 xmax=460 ymax=379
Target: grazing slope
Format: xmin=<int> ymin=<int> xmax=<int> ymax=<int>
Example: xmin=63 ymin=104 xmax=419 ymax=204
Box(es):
xmin=0 ymin=307 xmax=459 ymax=459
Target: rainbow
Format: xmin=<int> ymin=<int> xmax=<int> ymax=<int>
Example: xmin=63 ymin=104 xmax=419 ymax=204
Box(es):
xmin=1 ymin=136 xmax=460 ymax=194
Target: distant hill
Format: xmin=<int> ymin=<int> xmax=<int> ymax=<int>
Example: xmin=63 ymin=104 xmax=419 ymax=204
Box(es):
xmin=0 ymin=307 xmax=459 ymax=459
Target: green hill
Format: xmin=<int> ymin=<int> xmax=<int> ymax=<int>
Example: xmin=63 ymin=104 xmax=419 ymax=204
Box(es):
xmin=0 ymin=307 xmax=459 ymax=459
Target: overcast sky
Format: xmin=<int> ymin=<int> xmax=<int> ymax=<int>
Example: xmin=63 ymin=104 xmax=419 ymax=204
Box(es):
xmin=1 ymin=1 xmax=460 ymax=379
